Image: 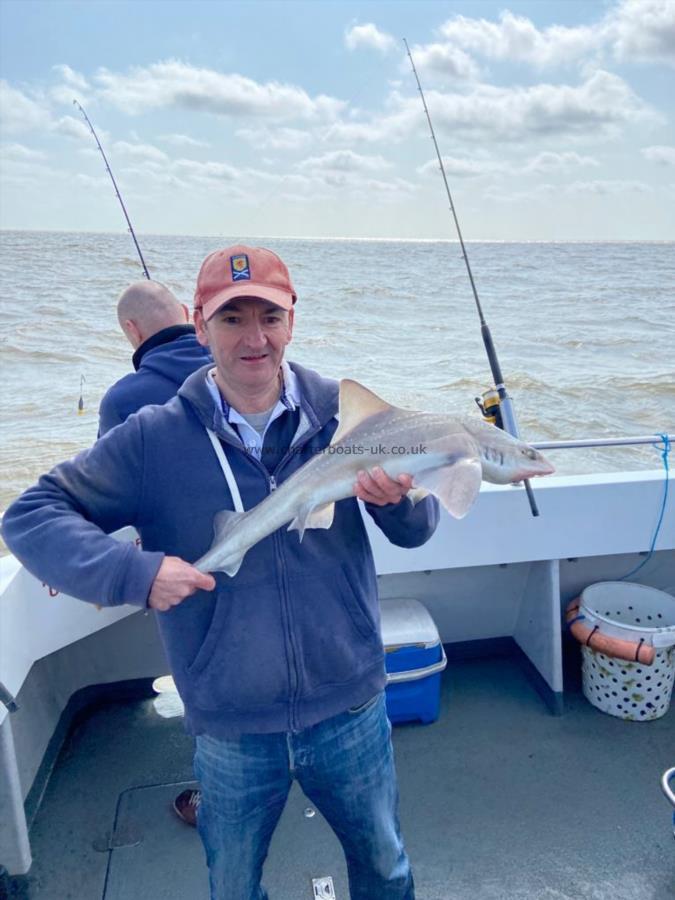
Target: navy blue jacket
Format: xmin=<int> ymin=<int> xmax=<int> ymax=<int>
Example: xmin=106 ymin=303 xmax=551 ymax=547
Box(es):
xmin=3 ymin=362 xmax=439 ymax=737
xmin=98 ymin=324 xmax=211 ymax=435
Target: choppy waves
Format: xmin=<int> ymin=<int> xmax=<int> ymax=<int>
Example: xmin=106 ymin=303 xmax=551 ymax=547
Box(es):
xmin=1 ymin=231 xmax=673 ymax=548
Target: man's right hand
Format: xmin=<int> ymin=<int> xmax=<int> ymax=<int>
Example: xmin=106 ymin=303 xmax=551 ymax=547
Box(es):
xmin=148 ymin=556 xmax=216 ymax=611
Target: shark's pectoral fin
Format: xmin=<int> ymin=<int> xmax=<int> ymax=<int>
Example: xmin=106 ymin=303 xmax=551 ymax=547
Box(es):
xmin=288 ymin=501 xmax=336 ymax=541
xmin=413 ymin=457 xmax=483 ymax=519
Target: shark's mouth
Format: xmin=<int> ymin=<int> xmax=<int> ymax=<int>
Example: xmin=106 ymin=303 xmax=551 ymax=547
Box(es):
xmin=522 ymin=463 xmax=556 ymax=479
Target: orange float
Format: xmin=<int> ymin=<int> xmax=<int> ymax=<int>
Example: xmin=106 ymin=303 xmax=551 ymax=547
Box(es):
xmin=565 ymin=596 xmax=655 ymax=666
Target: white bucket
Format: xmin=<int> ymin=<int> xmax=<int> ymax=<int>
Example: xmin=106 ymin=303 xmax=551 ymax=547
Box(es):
xmin=579 ymin=582 xmax=675 ymax=721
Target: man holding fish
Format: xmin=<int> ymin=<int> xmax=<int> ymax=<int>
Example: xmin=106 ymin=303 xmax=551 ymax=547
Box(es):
xmin=3 ymin=244 xmax=553 ymax=899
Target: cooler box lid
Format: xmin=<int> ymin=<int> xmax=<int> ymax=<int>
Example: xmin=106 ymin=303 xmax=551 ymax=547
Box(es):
xmin=380 ymin=598 xmax=440 ymax=649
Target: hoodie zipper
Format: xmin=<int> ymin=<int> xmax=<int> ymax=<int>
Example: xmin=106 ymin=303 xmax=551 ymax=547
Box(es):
xmin=270 ymin=425 xmax=328 ymax=733
xmin=214 ymin=420 xmax=329 ymax=734
xmin=267 ymin=464 xmax=300 ymax=731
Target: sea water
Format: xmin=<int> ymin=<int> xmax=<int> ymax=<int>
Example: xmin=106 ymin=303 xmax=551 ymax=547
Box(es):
xmin=1 ymin=231 xmax=673 ymax=547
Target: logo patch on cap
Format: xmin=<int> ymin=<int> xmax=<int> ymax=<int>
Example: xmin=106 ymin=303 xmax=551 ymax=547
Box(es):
xmin=230 ymin=254 xmax=251 ymax=281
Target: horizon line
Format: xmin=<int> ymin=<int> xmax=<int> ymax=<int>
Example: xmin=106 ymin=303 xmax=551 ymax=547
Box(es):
xmin=0 ymin=227 xmax=673 ymax=245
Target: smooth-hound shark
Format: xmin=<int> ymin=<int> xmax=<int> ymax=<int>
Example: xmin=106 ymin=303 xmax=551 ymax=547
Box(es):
xmin=195 ymin=379 xmax=554 ymax=576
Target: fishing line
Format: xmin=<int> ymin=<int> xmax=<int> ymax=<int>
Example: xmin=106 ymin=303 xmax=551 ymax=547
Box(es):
xmin=73 ymin=99 xmax=150 ymax=280
xmin=403 ymin=39 xmax=539 ymax=517
xmin=618 ymin=434 xmax=670 ymax=581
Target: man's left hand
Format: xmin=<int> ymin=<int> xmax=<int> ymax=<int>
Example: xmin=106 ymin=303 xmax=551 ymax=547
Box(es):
xmin=354 ymin=467 xmax=413 ymax=507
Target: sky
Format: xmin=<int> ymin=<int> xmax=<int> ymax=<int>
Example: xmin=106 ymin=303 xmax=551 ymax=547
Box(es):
xmin=0 ymin=0 xmax=674 ymax=240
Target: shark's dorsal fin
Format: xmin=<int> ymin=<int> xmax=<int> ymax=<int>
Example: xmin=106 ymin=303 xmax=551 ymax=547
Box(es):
xmin=331 ymin=379 xmax=396 ymax=445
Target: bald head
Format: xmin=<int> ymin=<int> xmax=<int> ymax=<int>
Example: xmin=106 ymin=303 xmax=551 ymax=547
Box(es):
xmin=117 ymin=280 xmax=189 ymax=349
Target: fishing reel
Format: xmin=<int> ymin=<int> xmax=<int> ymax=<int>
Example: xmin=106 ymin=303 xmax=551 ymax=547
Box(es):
xmin=475 ymin=388 xmax=504 ymax=430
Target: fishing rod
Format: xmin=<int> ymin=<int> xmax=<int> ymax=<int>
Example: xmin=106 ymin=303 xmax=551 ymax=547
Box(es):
xmin=73 ymin=99 xmax=150 ymax=280
xmin=78 ymin=373 xmax=86 ymax=415
xmin=404 ymin=39 xmax=539 ymax=517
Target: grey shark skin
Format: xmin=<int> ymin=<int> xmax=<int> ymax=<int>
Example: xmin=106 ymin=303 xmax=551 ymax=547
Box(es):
xmin=195 ymin=379 xmax=554 ymax=577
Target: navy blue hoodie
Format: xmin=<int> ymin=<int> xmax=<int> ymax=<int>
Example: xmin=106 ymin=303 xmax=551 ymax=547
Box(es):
xmin=3 ymin=362 xmax=439 ymax=737
xmin=98 ymin=324 xmax=212 ymax=435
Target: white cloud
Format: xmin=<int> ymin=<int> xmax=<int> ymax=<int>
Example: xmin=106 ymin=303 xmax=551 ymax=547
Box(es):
xmin=417 ymin=155 xmax=498 ymax=178
xmin=641 ymin=145 xmax=675 ymax=166
xmin=235 ymin=126 xmax=311 ymax=150
xmin=98 ymin=143 xmax=410 ymax=206
xmin=173 ymin=158 xmax=240 ymax=184
xmin=321 ymin=99 xmax=420 ymax=145
xmin=94 ymin=61 xmax=346 ymax=120
xmin=523 ymin=151 xmax=600 ymax=172
xmin=408 ymin=42 xmax=481 ymax=81
xmin=119 ymin=166 xmax=191 ymax=191
xmin=0 ymin=81 xmax=52 ymax=135
xmin=610 ymin=0 xmax=675 ymax=66
xmin=52 ymin=65 xmax=89 ymax=91
xmin=52 ymin=115 xmax=93 ymax=141
xmin=75 ymin=173 xmax=110 ymax=190
xmin=323 ymin=67 xmax=656 ymax=148
xmin=0 ymin=145 xmax=58 ymax=187
xmin=359 ymin=177 xmax=415 ymax=197
xmin=113 ymin=140 xmax=169 ymax=163
xmin=291 ymin=149 xmax=411 ymax=202
xmin=345 ymin=23 xmax=396 ymax=53
xmin=436 ymin=10 xmax=601 ymax=68
xmin=423 ymin=1 xmax=675 ymax=73
xmin=298 ymin=149 xmax=392 ymax=174
xmin=0 ymin=172 xmax=41 ymax=189
xmin=483 ymin=177 xmax=653 ymax=206
xmin=423 ymin=69 xmax=657 ymax=141
xmin=106 ymin=152 xmax=243 ymax=195
xmin=50 ymin=85 xmax=83 ymax=105
xmin=417 ymin=150 xmax=599 ymax=180
xmin=0 ymin=142 xmax=46 ymax=162
xmin=566 ymin=179 xmax=652 ymax=194
xmin=50 ymin=65 xmax=91 ymax=104
xmin=158 ymin=133 xmax=210 ymax=149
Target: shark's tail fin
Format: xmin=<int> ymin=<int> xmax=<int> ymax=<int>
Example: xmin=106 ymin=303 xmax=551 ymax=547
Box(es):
xmin=194 ymin=508 xmax=248 ymax=577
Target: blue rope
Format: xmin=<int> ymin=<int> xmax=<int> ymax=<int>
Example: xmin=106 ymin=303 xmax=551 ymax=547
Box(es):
xmin=619 ymin=434 xmax=671 ymax=581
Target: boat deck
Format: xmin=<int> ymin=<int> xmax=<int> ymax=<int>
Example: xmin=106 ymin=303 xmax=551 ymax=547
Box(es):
xmin=8 ymin=654 xmax=675 ymax=900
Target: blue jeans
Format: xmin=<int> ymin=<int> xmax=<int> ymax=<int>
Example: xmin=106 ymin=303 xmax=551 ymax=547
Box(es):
xmin=193 ymin=692 xmax=414 ymax=900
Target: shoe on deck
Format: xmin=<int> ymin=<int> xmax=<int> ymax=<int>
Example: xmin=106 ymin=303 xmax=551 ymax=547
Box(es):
xmin=173 ymin=788 xmax=201 ymax=827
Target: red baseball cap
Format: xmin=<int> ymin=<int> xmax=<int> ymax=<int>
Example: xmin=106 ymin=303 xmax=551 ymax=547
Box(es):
xmin=194 ymin=244 xmax=297 ymax=320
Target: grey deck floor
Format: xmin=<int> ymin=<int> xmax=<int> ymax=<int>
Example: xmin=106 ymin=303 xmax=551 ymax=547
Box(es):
xmin=16 ymin=657 xmax=675 ymax=900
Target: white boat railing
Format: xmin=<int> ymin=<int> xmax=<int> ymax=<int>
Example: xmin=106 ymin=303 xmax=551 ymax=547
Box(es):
xmin=532 ymin=433 xmax=674 ymax=451
xmin=0 ymin=439 xmax=673 ymax=726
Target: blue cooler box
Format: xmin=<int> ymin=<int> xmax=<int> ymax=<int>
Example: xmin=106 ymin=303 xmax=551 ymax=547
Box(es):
xmin=381 ymin=598 xmax=447 ymax=725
